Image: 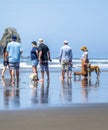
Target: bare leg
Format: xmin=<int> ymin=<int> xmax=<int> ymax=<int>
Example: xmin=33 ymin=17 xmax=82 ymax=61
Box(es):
xmin=9 ymin=69 xmax=12 ymax=81
xmin=39 ymin=70 xmax=44 ymax=82
xmin=32 ymin=66 xmax=36 ymax=73
xmin=46 ymin=70 xmax=50 ymax=81
xmin=32 ymin=66 xmax=38 ymax=79
xmin=68 ymin=70 xmax=72 ymax=78
xmin=1 ymin=66 xmax=7 ymax=77
xmin=62 ymin=70 xmax=65 ymax=78
xmin=16 ymin=70 xmax=19 ymax=82
xmin=10 ymin=69 xmax=15 ymax=83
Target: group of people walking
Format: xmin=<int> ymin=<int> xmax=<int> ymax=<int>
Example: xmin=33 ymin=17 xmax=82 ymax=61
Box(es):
xmin=1 ymin=34 xmax=89 ymax=85
xmin=30 ymin=38 xmax=51 ymax=82
xmin=1 ymin=36 xmax=52 ymax=84
xmin=31 ymin=39 xmax=73 ymax=82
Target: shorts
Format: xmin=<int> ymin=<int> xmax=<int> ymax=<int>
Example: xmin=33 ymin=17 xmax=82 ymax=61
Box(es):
xmin=61 ymin=60 xmax=69 ymax=71
xmin=31 ymin=59 xmax=39 ymax=67
xmin=68 ymin=66 xmax=72 ymax=71
xmin=40 ymin=62 xmax=49 ymax=71
xmin=68 ymin=63 xmax=72 ymax=71
xmin=9 ymin=62 xmax=20 ymax=70
xmin=3 ymin=61 xmax=9 ymax=66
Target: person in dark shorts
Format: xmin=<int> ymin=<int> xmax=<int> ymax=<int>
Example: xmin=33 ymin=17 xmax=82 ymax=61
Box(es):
xmin=1 ymin=45 xmax=9 ymax=78
xmin=30 ymin=41 xmax=39 ymax=80
xmin=38 ymin=38 xmax=51 ymax=82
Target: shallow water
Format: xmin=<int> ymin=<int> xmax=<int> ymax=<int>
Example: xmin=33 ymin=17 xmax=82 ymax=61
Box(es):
xmin=0 ymin=68 xmax=108 ymax=110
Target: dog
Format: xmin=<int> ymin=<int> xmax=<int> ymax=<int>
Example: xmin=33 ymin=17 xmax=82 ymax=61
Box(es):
xmin=29 ymin=73 xmax=38 ymax=83
xmin=88 ymin=64 xmax=100 ymax=79
xmin=74 ymin=64 xmax=100 ymax=79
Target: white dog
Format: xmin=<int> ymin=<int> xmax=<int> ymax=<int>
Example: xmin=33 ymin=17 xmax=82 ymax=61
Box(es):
xmin=29 ymin=73 xmax=38 ymax=83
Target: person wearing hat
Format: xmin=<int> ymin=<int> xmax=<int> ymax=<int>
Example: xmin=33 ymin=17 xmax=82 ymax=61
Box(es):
xmin=6 ymin=35 xmax=23 ymax=84
xmin=81 ymin=46 xmax=89 ymax=77
xmin=59 ymin=40 xmax=72 ymax=79
xmin=30 ymin=41 xmax=39 ymax=80
xmin=38 ymin=38 xmax=51 ymax=82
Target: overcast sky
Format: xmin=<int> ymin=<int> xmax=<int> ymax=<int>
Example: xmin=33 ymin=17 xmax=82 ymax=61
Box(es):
xmin=0 ymin=0 xmax=108 ymax=58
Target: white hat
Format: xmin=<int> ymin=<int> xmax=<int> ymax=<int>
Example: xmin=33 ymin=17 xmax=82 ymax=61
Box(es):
xmin=38 ymin=38 xmax=44 ymax=43
xmin=63 ymin=40 xmax=68 ymax=44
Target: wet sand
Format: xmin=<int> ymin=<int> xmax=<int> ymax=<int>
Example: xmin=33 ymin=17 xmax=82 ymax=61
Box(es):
xmin=0 ymin=104 xmax=108 ymax=130
xmin=0 ymin=68 xmax=108 ymax=129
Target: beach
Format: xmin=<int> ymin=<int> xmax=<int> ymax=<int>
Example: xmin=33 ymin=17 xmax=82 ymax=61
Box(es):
xmin=0 ymin=104 xmax=108 ymax=130
xmin=0 ymin=67 xmax=108 ymax=129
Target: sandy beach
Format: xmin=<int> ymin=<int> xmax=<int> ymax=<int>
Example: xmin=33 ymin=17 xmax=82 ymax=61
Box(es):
xmin=0 ymin=104 xmax=108 ymax=130
xmin=0 ymin=68 xmax=108 ymax=129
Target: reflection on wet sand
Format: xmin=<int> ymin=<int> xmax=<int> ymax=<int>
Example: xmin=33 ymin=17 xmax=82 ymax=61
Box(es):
xmin=81 ymin=78 xmax=91 ymax=102
xmin=74 ymin=77 xmax=100 ymax=103
xmin=31 ymin=81 xmax=49 ymax=104
xmin=1 ymin=78 xmax=20 ymax=109
xmin=1 ymin=78 xmax=12 ymax=87
xmin=60 ymin=78 xmax=72 ymax=102
xmin=0 ymin=70 xmax=102 ymax=110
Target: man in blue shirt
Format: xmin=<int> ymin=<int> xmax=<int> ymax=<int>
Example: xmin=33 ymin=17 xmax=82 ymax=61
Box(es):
xmin=59 ymin=40 xmax=72 ymax=79
xmin=6 ymin=35 xmax=23 ymax=84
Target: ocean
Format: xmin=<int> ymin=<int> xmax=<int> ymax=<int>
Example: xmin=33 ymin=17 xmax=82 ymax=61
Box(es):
xmin=0 ymin=57 xmax=108 ymax=70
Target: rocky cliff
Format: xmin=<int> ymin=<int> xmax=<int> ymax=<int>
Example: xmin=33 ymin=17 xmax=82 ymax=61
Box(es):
xmin=0 ymin=27 xmax=21 ymax=55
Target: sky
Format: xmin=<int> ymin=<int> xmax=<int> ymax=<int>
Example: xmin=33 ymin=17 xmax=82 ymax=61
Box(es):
xmin=0 ymin=0 xmax=108 ymax=58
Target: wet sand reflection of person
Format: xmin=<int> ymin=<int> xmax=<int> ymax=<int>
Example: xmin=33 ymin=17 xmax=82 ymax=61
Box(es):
xmin=31 ymin=81 xmax=38 ymax=103
xmin=2 ymin=78 xmax=20 ymax=108
xmin=81 ymin=78 xmax=100 ymax=103
xmin=60 ymin=78 xmax=72 ymax=102
xmin=81 ymin=78 xmax=90 ymax=102
xmin=1 ymin=78 xmax=12 ymax=87
xmin=31 ymin=81 xmax=49 ymax=104
xmin=74 ymin=77 xmax=100 ymax=103
xmin=40 ymin=82 xmax=49 ymax=103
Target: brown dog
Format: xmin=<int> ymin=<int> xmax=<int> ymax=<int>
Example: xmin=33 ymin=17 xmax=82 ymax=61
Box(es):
xmin=74 ymin=64 xmax=100 ymax=79
xmin=88 ymin=65 xmax=100 ymax=79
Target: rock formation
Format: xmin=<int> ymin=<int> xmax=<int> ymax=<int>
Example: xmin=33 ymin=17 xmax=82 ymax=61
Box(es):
xmin=0 ymin=27 xmax=21 ymax=55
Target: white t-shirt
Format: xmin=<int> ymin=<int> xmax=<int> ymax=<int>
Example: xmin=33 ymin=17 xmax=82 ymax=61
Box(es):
xmin=81 ymin=51 xmax=88 ymax=60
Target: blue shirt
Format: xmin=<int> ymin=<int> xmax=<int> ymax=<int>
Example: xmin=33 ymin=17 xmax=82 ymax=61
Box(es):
xmin=31 ymin=47 xmax=38 ymax=60
xmin=59 ymin=45 xmax=72 ymax=61
xmin=7 ymin=41 xmax=23 ymax=62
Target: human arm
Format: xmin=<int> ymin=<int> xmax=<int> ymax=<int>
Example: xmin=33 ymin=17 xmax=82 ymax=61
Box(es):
xmin=59 ymin=48 xmax=62 ymax=63
xmin=36 ymin=50 xmax=39 ymax=60
xmin=39 ymin=50 xmax=42 ymax=63
xmin=69 ymin=49 xmax=73 ymax=62
xmin=20 ymin=46 xmax=23 ymax=55
xmin=47 ymin=50 xmax=52 ymax=62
